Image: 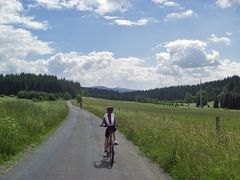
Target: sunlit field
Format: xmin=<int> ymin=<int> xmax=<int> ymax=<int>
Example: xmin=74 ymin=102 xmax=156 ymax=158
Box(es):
xmin=0 ymin=97 xmax=68 ymax=165
xmin=74 ymin=97 xmax=240 ymax=179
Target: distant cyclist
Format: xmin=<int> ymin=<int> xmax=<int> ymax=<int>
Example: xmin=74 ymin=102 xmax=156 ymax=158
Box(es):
xmin=100 ymin=106 xmax=119 ymax=157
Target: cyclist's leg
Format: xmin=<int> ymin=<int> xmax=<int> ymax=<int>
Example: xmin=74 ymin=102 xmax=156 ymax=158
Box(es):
xmin=112 ymin=126 xmax=118 ymax=145
xmin=113 ymin=132 xmax=117 ymax=141
xmin=104 ymin=128 xmax=110 ymax=152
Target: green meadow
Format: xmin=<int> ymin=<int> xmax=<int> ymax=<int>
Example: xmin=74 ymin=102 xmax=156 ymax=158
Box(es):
xmin=76 ymin=97 xmax=240 ymax=179
xmin=0 ymin=97 xmax=68 ymax=165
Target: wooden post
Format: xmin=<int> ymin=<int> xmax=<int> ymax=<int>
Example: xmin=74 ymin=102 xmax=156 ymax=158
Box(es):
xmin=216 ymin=116 xmax=220 ymax=134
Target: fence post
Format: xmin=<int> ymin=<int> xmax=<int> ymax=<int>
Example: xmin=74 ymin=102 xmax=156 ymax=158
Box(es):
xmin=216 ymin=116 xmax=220 ymax=134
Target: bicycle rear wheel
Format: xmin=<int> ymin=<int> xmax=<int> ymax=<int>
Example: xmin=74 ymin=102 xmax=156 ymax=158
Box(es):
xmin=109 ymin=142 xmax=114 ymax=166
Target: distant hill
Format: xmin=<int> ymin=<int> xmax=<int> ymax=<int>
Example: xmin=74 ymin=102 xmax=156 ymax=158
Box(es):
xmin=90 ymin=86 xmax=135 ymax=93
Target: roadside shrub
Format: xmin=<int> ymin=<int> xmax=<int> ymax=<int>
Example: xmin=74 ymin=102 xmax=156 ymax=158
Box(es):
xmin=39 ymin=96 xmax=45 ymax=101
xmin=22 ymin=117 xmax=45 ymax=134
xmin=32 ymin=98 xmax=40 ymax=102
xmin=76 ymin=94 xmax=82 ymax=103
xmin=63 ymin=92 xmax=72 ymax=100
xmin=17 ymin=90 xmax=58 ymax=101
xmin=0 ymin=116 xmax=22 ymax=156
xmin=0 ymin=98 xmax=68 ymax=164
xmin=48 ymin=93 xmax=57 ymax=101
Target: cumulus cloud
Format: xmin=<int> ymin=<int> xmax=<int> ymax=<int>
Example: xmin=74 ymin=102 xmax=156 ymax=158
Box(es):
xmin=0 ymin=57 xmax=49 ymax=75
xmin=1 ymin=51 xmax=161 ymax=89
xmin=209 ymin=34 xmax=231 ymax=45
xmin=45 ymin=49 xmax=240 ymax=89
xmin=216 ymin=0 xmax=240 ymax=8
xmin=152 ymin=0 xmax=180 ymax=7
xmin=34 ymin=0 xmax=129 ymax=15
xmin=154 ymin=39 xmax=240 ymax=85
xmin=164 ymin=10 xmax=196 ymax=21
xmin=155 ymin=40 xmax=220 ymax=76
xmin=103 ymin=16 xmax=155 ymax=26
xmin=0 ymin=25 xmax=53 ymax=60
xmin=1 ymin=47 xmax=240 ymax=89
xmin=0 ymin=0 xmax=53 ymax=70
xmin=46 ymin=51 xmax=158 ymax=88
xmin=0 ymin=0 xmax=48 ymax=30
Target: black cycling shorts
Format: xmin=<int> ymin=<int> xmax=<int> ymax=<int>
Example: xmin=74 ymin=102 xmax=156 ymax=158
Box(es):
xmin=105 ymin=126 xmax=116 ymax=138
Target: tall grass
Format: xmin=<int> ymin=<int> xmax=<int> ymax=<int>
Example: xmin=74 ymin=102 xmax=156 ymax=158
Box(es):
xmin=0 ymin=97 xmax=68 ymax=164
xmin=77 ymin=97 xmax=240 ymax=179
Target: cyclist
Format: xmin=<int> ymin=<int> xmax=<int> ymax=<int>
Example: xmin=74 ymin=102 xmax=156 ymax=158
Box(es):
xmin=100 ymin=105 xmax=119 ymax=157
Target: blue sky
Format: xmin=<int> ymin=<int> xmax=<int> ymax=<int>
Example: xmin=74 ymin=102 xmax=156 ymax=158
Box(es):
xmin=1 ymin=0 xmax=240 ymax=89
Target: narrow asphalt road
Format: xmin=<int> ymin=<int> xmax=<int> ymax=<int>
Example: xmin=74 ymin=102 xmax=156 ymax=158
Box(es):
xmin=0 ymin=101 xmax=171 ymax=180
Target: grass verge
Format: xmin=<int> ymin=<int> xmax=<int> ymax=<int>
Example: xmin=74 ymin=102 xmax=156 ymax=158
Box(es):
xmin=74 ymin=97 xmax=240 ymax=179
xmin=0 ymin=97 xmax=68 ymax=171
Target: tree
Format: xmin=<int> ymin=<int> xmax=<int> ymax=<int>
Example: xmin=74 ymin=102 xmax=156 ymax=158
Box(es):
xmin=0 ymin=73 xmax=81 ymax=96
xmin=184 ymin=92 xmax=193 ymax=103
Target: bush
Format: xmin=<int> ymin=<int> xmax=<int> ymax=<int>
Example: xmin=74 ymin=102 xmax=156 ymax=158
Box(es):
xmin=17 ymin=90 xmax=58 ymax=101
xmin=63 ymin=92 xmax=72 ymax=100
xmin=0 ymin=116 xmax=22 ymax=156
xmin=32 ymin=98 xmax=40 ymax=102
xmin=48 ymin=93 xmax=57 ymax=101
xmin=76 ymin=94 xmax=82 ymax=103
xmin=0 ymin=99 xmax=68 ymax=164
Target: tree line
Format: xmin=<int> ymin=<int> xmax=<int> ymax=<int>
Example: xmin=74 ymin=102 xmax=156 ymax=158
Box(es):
xmin=0 ymin=73 xmax=81 ymax=97
xmin=83 ymin=76 xmax=240 ymax=109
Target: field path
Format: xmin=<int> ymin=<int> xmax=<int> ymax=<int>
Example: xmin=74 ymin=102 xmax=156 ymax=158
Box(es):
xmin=0 ymin=101 xmax=171 ymax=180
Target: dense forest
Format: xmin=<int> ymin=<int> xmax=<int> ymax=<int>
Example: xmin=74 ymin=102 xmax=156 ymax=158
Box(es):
xmin=84 ymin=76 xmax=240 ymax=109
xmin=0 ymin=73 xmax=81 ymax=96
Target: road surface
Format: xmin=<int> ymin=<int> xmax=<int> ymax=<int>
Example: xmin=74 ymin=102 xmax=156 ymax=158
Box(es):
xmin=0 ymin=101 xmax=171 ymax=180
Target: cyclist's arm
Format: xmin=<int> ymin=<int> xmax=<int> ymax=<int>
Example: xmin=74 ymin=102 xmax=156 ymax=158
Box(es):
xmin=114 ymin=116 xmax=118 ymax=127
xmin=100 ymin=117 xmax=106 ymax=126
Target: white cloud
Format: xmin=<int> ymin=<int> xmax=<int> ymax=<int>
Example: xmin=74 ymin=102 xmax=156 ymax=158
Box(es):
xmin=152 ymin=0 xmax=180 ymax=7
xmin=103 ymin=16 xmax=119 ymax=20
xmin=0 ymin=25 xmax=53 ymax=60
xmin=35 ymin=0 xmax=129 ymax=15
xmin=113 ymin=18 xmax=150 ymax=26
xmin=103 ymin=16 xmax=157 ymax=26
xmin=154 ymin=39 xmax=240 ymax=85
xmin=0 ymin=0 xmax=53 ymax=70
xmin=164 ymin=10 xmax=196 ymax=21
xmin=155 ymin=40 xmax=220 ymax=75
xmin=0 ymin=0 xmax=48 ymax=30
xmin=216 ymin=0 xmax=240 ymax=8
xmin=209 ymin=34 xmax=231 ymax=45
xmin=1 ymin=51 xmax=159 ymax=89
xmin=46 ymin=51 xmax=156 ymax=88
xmin=1 ymin=48 xmax=240 ymax=89
xmin=0 ymin=58 xmax=49 ymax=75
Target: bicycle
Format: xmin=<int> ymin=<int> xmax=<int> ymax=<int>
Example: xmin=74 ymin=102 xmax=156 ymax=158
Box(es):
xmin=100 ymin=124 xmax=115 ymax=167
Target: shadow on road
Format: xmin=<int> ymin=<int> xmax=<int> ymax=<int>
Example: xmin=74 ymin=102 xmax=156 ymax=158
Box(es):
xmin=93 ymin=160 xmax=116 ymax=169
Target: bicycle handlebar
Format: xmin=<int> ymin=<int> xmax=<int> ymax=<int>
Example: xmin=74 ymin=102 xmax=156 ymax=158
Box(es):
xmin=100 ymin=123 xmax=118 ymax=127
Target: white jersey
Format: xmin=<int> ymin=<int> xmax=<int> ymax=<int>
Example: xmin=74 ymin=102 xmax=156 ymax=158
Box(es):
xmin=103 ymin=113 xmax=115 ymax=126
